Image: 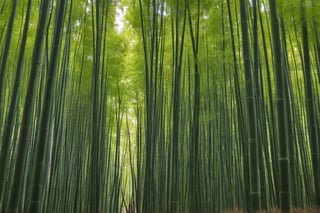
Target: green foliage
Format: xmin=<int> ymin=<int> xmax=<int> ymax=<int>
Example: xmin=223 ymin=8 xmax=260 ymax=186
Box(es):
xmin=0 ymin=0 xmax=320 ymax=212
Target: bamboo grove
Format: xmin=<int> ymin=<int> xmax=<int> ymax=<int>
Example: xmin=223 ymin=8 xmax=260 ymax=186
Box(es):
xmin=0 ymin=0 xmax=319 ymax=212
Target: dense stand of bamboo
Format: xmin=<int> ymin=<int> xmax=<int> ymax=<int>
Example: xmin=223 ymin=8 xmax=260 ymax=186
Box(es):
xmin=0 ymin=0 xmax=319 ymax=212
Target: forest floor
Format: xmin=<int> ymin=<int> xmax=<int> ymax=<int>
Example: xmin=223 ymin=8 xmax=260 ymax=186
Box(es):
xmin=224 ymin=208 xmax=320 ymax=213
